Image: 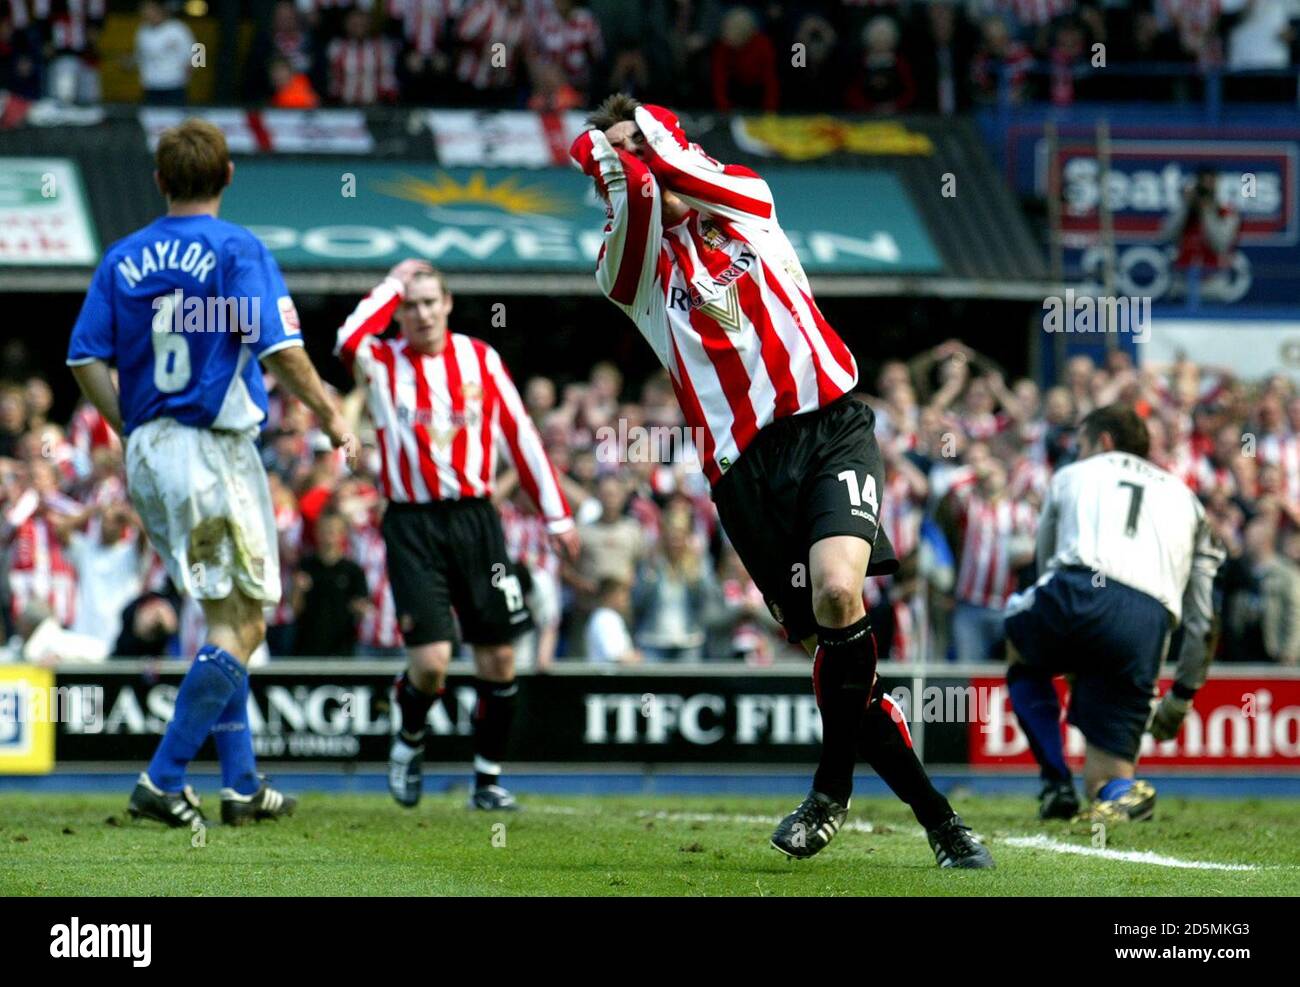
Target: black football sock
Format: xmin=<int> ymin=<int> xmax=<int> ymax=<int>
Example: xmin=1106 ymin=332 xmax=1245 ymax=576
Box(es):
xmin=859 ymin=693 xmax=954 ymax=831
xmin=810 ymin=614 xmax=877 ymax=806
xmin=395 ymin=671 xmax=439 ymax=745
xmin=473 ymin=678 xmax=518 ymax=788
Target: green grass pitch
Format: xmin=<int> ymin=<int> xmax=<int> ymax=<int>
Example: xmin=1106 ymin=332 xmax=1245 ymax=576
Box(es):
xmin=2 ymin=793 xmax=1298 ymax=896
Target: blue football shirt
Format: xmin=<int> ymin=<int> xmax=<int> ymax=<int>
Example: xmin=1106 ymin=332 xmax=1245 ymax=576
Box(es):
xmin=67 ymin=214 xmax=303 ymax=435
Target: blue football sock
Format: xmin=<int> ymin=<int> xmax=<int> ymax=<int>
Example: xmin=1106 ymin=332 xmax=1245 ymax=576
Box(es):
xmin=212 ymin=665 xmax=259 ymax=796
xmin=1098 ymin=778 xmax=1135 ymax=802
xmin=146 ymin=644 xmax=244 ymax=793
xmin=1007 ymin=666 xmax=1072 ymax=784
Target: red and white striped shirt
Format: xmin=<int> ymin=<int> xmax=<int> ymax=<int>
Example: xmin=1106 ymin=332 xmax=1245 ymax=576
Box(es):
xmin=530 ymin=4 xmax=604 ymax=90
xmin=30 ymin=0 xmax=105 ymax=55
xmin=863 ymin=470 xmax=921 ymax=609
xmin=954 ymin=494 xmax=1037 ymax=609
xmin=387 ymin=0 xmax=459 ymax=57
xmin=455 ymin=0 xmax=528 ymax=90
xmin=327 ymin=36 xmax=399 ymax=105
xmin=335 ymin=277 xmax=573 ymax=532
xmin=350 ymin=521 xmax=403 ymax=648
xmin=1191 ymin=455 xmax=1237 ymax=497
xmin=1259 ymin=433 xmax=1300 ymax=503
xmin=499 ymin=497 xmax=558 ymax=579
xmin=7 ymin=514 xmax=77 ymax=627
xmin=960 ymin=410 xmax=1009 ymax=442
xmin=570 ymin=105 xmax=858 ymax=486
xmin=69 ymin=401 xmax=119 ymax=466
xmin=1166 ymin=438 xmax=1200 ymax=491
xmin=270 ymin=501 xmax=303 ymax=628
xmin=1009 ymin=455 xmax=1051 ymax=503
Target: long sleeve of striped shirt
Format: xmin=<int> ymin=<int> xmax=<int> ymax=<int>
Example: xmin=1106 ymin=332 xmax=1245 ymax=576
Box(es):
xmin=333 ymin=276 xmax=573 ymax=532
xmin=569 ymin=128 xmax=671 ymax=363
xmin=335 ymin=274 xmax=405 ymax=376
xmin=633 ymin=104 xmax=775 ymax=229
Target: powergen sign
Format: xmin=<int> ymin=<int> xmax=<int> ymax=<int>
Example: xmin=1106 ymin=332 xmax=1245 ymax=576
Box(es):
xmin=221 ymin=162 xmax=943 ymax=275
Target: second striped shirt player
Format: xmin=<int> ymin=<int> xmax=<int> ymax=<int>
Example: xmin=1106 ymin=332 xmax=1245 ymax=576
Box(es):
xmin=336 ymin=259 xmax=577 ymax=811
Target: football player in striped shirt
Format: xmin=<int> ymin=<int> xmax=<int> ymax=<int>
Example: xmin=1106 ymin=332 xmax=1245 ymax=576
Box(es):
xmin=571 ymin=94 xmax=992 ymax=867
xmin=336 ymin=259 xmax=578 ymax=810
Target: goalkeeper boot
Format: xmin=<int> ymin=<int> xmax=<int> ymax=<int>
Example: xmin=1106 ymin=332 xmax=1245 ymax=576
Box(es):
xmin=770 ymin=790 xmax=848 ymax=859
xmin=221 ymin=777 xmax=297 ymax=826
xmin=127 ymin=772 xmax=205 ymax=828
xmin=388 ymin=735 xmax=425 ymax=808
xmin=1038 ymin=779 xmax=1081 ymax=820
xmin=928 ymin=814 xmax=995 ymax=869
xmin=469 ymin=783 xmax=519 ymax=811
xmin=1080 ymin=779 xmax=1157 ymax=824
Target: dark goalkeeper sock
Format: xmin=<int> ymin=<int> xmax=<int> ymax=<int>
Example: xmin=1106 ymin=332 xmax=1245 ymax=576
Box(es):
xmin=859 ymin=692 xmax=954 ymax=830
xmin=473 ymin=678 xmax=518 ymax=788
xmin=1007 ymin=664 xmax=1072 ymax=784
xmin=811 ymin=614 xmax=877 ymax=806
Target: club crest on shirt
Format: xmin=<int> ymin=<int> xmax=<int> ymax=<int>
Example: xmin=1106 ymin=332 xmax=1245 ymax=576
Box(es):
xmin=699 ymin=219 xmax=730 ymax=250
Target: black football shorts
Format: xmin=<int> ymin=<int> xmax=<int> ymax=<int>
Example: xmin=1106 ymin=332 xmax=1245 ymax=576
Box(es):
xmin=711 ymin=395 xmax=899 ymax=642
xmin=381 ymin=498 xmax=534 ymax=648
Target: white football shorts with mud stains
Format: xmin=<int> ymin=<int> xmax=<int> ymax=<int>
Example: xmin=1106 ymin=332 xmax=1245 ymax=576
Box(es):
xmin=126 ymin=417 xmax=281 ymax=603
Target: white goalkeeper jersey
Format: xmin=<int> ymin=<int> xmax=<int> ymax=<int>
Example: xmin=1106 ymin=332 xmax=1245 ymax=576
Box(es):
xmin=1034 ymin=451 xmax=1222 ymax=623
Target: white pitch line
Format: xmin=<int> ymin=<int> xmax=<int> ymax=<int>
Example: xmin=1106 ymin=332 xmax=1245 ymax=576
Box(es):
xmin=539 ymin=805 xmax=1261 ymax=872
xmin=1003 ymin=834 xmax=1258 ymax=872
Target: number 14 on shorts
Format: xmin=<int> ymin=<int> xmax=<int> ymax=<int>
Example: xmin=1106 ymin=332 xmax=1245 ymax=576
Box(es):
xmin=838 ymin=469 xmax=879 ymax=515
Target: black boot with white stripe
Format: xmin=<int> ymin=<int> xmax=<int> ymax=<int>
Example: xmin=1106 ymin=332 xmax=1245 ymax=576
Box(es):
xmin=770 ymin=790 xmax=848 ymax=859
xmin=220 ymin=778 xmax=297 ymax=826
xmin=927 ymin=814 xmax=995 ymax=869
xmin=127 ymin=772 xmax=206 ymax=828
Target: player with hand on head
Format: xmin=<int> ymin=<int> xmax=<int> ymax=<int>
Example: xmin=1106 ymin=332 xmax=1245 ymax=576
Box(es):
xmin=336 ymin=259 xmax=578 ymax=811
xmin=67 ymin=118 xmax=355 ymax=828
xmin=571 ymin=93 xmax=993 ymax=867
xmin=1005 ymin=404 xmax=1225 ymax=823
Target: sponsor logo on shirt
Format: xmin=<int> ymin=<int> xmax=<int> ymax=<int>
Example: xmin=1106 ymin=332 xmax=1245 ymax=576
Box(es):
xmin=277 ymin=296 xmax=301 ymax=336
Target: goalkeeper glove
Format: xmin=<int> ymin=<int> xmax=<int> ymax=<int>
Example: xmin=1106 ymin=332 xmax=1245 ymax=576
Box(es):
xmin=1149 ymin=690 xmax=1192 ymax=741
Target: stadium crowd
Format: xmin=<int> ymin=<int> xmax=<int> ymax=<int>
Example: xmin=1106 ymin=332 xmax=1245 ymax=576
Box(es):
xmin=3 ymin=331 xmax=1299 ymax=667
xmin=1 ymin=0 xmax=1296 ymax=113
